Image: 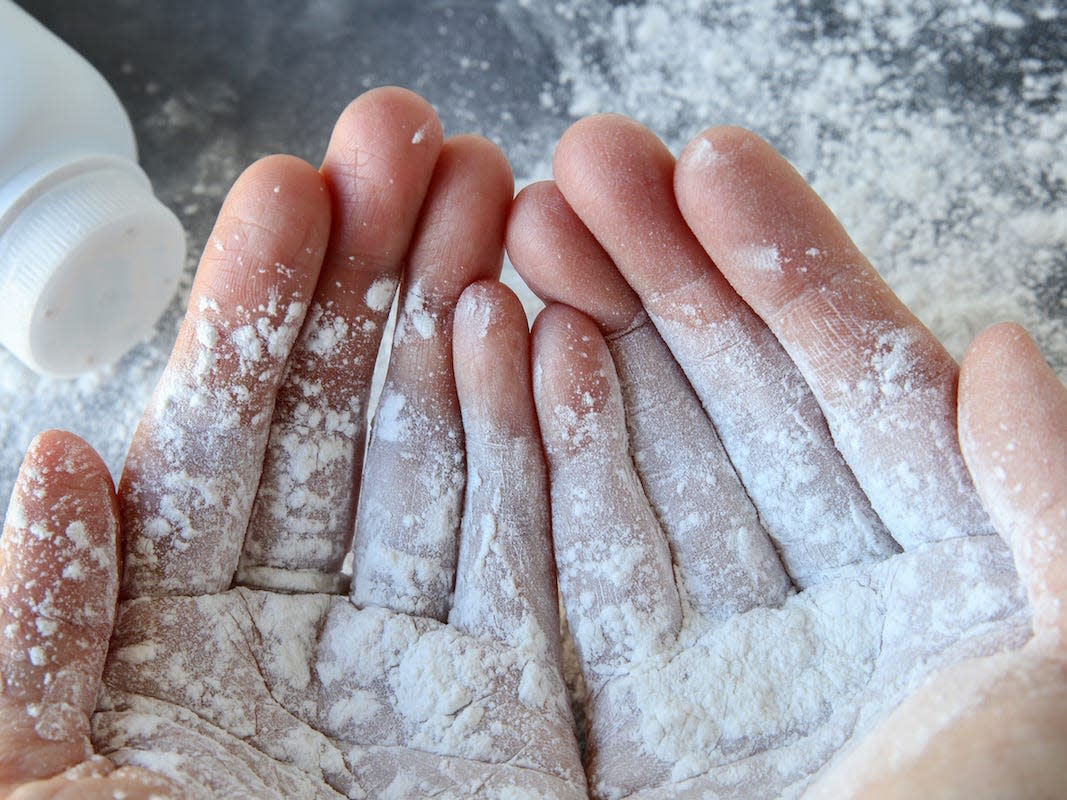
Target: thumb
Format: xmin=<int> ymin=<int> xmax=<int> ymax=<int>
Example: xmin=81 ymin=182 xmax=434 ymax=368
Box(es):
xmin=959 ymin=323 xmax=1067 ymax=647
xmin=0 ymin=430 xmax=120 ymax=789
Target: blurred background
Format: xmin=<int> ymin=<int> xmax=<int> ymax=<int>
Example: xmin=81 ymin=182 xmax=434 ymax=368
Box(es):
xmin=2 ymin=0 xmax=1064 ymax=503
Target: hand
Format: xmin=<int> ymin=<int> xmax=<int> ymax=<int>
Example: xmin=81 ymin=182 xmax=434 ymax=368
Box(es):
xmin=807 ymin=321 xmax=1067 ymax=798
xmin=507 ymin=117 xmax=1053 ymax=798
xmin=0 ymin=88 xmax=585 ymax=799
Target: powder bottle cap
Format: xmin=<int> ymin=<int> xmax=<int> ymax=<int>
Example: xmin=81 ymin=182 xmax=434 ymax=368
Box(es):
xmin=0 ymin=158 xmax=185 ymax=376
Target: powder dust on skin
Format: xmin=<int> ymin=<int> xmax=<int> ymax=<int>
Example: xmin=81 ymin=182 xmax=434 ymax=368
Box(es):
xmin=120 ymin=269 xmax=311 ymax=597
xmin=536 ymin=300 xmax=1030 ymax=798
xmin=236 ymin=271 xmax=401 ymax=594
xmin=606 ymin=316 xmax=790 ymax=616
xmin=96 ymin=591 xmax=585 ymax=799
xmin=0 ymin=441 xmax=117 ymax=752
xmin=53 ymin=300 xmax=585 ymax=794
xmin=66 ymin=169 xmax=587 ymax=795
xmin=0 ymin=2 xmax=1063 ymax=797
xmin=349 ymin=277 xmax=468 ymax=621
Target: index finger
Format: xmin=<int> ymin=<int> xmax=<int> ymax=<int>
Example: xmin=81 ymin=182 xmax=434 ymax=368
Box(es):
xmin=120 ymin=155 xmax=331 ymax=597
xmin=675 ymin=126 xmax=993 ymax=549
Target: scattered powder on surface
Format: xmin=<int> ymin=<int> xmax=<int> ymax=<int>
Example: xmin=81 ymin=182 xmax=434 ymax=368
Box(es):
xmin=516 ymin=0 xmax=1067 ymax=370
xmin=745 ymin=244 xmax=785 ymax=274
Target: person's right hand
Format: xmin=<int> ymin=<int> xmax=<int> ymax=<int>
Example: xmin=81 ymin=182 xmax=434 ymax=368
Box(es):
xmin=507 ymin=117 xmax=1059 ymax=799
xmin=0 ymin=88 xmax=585 ymax=800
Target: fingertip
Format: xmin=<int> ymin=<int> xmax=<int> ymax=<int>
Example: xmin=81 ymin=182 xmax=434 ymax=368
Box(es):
xmin=3 ymin=427 xmax=119 ymax=599
xmin=958 ymin=322 xmax=1061 ymax=462
xmin=506 ymin=181 xmax=575 ymax=282
xmin=229 ymin=153 xmax=331 ymax=220
xmin=508 ymin=180 xmax=562 ymax=250
xmin=507 ymin=181 xmax=645 ymax=334
xmin=455 ymin=279 xmax=528 ymax=351
xmin=321 ymin=87 xmax=443 ymax=272
xmin=552 ymin=113 xmax=717 ymax=310
xmin=232 ymin=154 xmax=332 ymax=250
xmin=24 ymin=428 xmax=109 ymax=477
xmin=454 ymin=280 xmax=536 ymax=439
xmin=404 ymin=135 xmax=514 ymax=297
xmin=554 ymin=114 xmax=673 ymax=196
xmin=961 ymin=322 xmax=1034 ymax=381
xmin=12 ymin=430 xmax=117 ymax=531
xmin=676 ymin=124 xmax=768 ymax=175
xmin=446 ymin=133 xmax=515 ymax=198
xmin=555 ymin=113 xmax=652 ymax=164
xmin=197 ymin=153 xmax=331 ymax=309
xmin=531 ymin=304 xmax=624 ymax=459
xmin=958 ymin=323 xmax=1067 ymax=643
xmin=330 ymin=86 xmax=444 ymax=158
xmin=674 ymin=124 xmax=843 ymax=281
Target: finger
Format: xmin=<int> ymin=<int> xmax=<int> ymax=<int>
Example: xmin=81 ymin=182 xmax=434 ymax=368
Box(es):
xmin=449 ymin=281 xmax=559 ymax=659
xmin=6 ymin=761 xmax=180 ymax=800
xmin=533 ymin=304 xmax=681 ymax=683
xmin=351 ymin=135 xmax=513 ymax=620
xmin=0 ymin=432 xmax=118 ymax=788
xmin=508 ymin=182 xmax=791 ymax=611
xmin=553 ymin=116 xmax=896 ymax=581
xmin=120 ymin=155 xmax=331 ymax=598
xmin=237 ymin=88 xmax=444 ymax=593
xmin=674 ymin=125 xmax=991 ymax=549
xmin=959 ymin=323 xmax=1067 ymax=645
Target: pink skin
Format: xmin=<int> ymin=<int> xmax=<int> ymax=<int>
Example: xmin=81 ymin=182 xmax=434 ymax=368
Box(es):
xmin=0 ymin=89 xmax=585 ymax=799
xmin=808 ymin=323 xmax=1067 ymax=800
xmin=510 ymin=116 xmax=1065 ymax=798
xmin=2 ymin=100 xmax=1066 ymax=799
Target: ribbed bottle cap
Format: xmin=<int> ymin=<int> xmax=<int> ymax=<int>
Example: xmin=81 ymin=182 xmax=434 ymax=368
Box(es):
xmin=0 ymin=164 xmax=186 ymax=376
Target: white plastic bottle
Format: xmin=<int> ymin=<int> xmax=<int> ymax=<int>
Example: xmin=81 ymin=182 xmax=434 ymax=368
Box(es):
xmin=0 ymin=0 xmax=186 ymax=376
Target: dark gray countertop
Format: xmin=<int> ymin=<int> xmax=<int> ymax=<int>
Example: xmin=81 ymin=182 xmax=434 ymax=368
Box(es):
xmin=2 ymin=0 xmax=1065 ymax=501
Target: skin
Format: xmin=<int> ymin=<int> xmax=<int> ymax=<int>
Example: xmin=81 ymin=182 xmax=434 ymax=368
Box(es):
xmin=508 ymin=117 xmax=1066 ymax=798
xmin=1 ymin=97 xmax=1065 ymax=798
xmin=805 ymin=323 xmax=1067 ymax=800
xmin=0 ymin=88 xmax=585 ymax=799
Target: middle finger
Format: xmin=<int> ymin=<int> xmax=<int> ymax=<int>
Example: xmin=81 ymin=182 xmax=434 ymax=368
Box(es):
xmin=350 ymin=134 xmax=513 ymax=621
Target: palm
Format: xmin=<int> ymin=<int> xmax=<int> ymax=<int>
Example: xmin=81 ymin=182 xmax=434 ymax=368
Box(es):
xmin=581 ymin=537 xmax=1026 ymax=798
xmin=508 ymin=118 xmax=1063 ymax=798
xmin=1 ymin=89 xmax=584 ymax=799
xmin=95 ymin=590 xmax=578 ymax=798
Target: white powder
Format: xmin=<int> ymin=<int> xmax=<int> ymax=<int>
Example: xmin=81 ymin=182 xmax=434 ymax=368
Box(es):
xmin=364 ymin=278 xmax=398 ymax=313
xmin=398 ymin=283 xmax=437 ymax=340
xmin=122 ymin=285 xmax=312 ymax=596
xmin=27 ymin=645 xmax=46 ymax=666
xmin=647 ymin=303 xmax=897 ymax=588
xmin=0 ymin=3 xmax=1060 ymax=796
xmin=686 ymin=137 xmax=721 ymax=169
xmin=372 ymin=391 xmax=407 ymax=443
xmin=745 ymin=244 xmax=785 ymax=274
xmin=411 ymin=121 xmax=432 ymax=145
xmin=516 ymin=0 xmax=1067 ymax=378
xmin=237 ymin=296 xmax=375 ymax=588
xmin=90 ymin=591 xmax=586 ymax=798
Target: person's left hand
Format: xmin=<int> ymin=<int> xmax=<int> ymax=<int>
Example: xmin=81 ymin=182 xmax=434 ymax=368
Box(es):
xmin=506 ymin=116 xmax=1036 ymax=799
xmin=0 ymin=88 xmax=585 ymax=799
